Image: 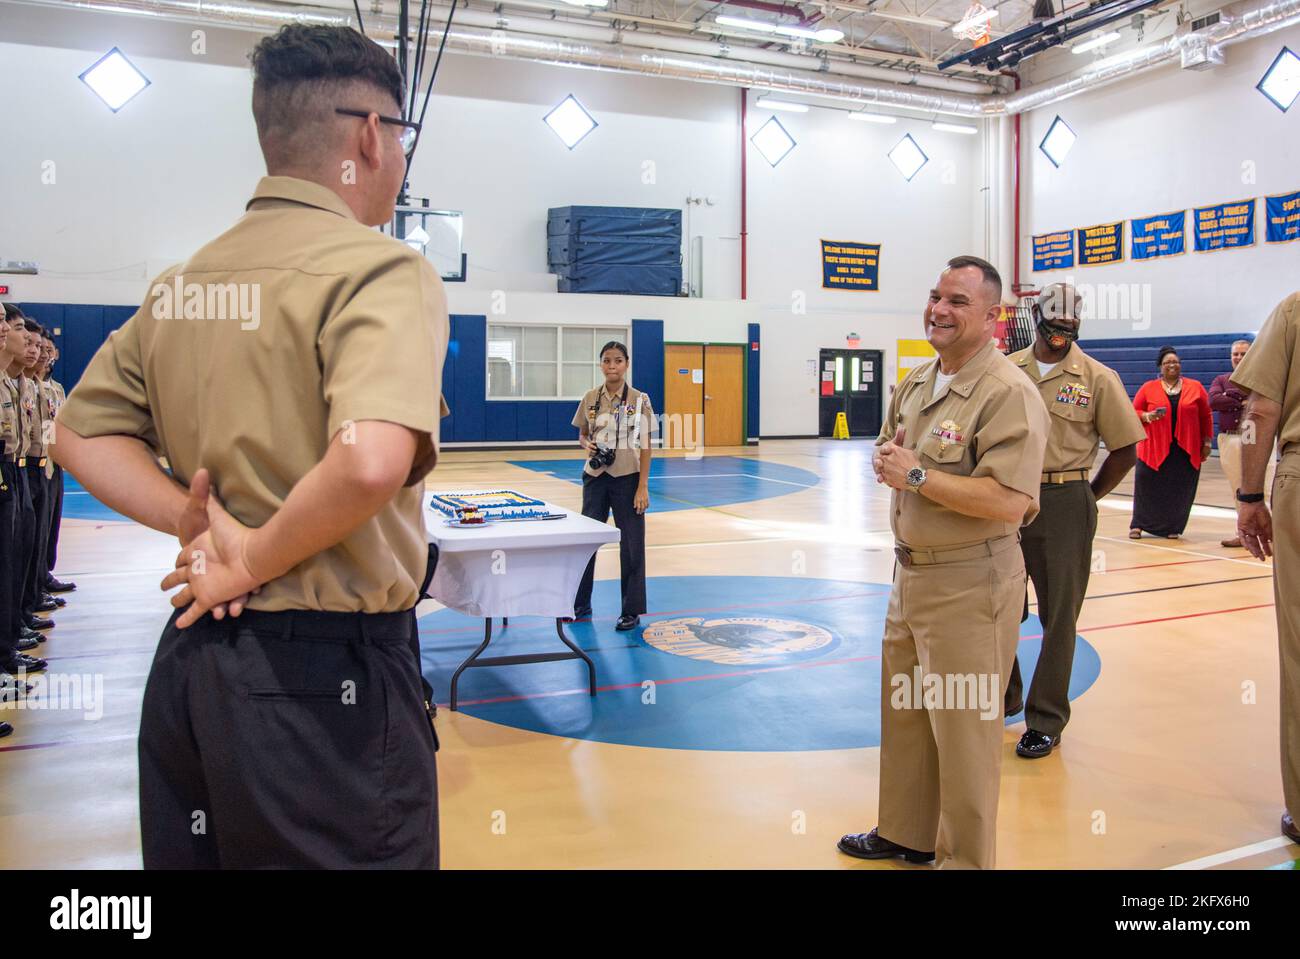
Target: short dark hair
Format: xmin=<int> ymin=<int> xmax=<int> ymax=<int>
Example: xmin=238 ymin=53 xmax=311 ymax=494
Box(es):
xmin=24 ymin=320 xmax=45 ymax=337
xmin=2 ymin=303 xmax=24 ymax=323
xmin=599 ymin=341 xmax=629 ymax=361
xmin=1157 ymin=346 xmax=1179 ymax=367
xmin=250 ymin=25 xmax=405 ymax=168
xmin=945 ymin=255 xmax=1002 ymax=303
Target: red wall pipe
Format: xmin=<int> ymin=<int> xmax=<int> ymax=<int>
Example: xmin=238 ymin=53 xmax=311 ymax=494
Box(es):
xmin=740 ymin=86 xmax=748 ymax=300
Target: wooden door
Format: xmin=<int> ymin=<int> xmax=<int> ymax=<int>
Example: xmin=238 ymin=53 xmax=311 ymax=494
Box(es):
xmin=663 ymin=343 xmax=703 ymax=449
xmin=704 ymin=345 xmax=744 ymax=447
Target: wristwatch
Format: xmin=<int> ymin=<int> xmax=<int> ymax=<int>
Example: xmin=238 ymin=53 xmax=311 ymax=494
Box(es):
xmin=1235 ymin=489 xmax=1265 ymax=504
xmin=905 ymin=466 xmax=928 ymax=493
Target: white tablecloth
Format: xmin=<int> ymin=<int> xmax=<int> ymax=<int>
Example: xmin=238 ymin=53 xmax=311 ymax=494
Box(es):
xmin=424 ymin=493 xmax=621 ymax=618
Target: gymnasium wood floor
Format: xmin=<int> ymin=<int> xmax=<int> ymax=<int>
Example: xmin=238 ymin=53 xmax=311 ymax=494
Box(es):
xmin=2 ymin=439 xmax=1296 ymax=870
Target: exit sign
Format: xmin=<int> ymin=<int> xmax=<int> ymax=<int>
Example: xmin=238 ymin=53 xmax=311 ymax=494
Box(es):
xmin=0 ymin=285 xmax=9 ymax=296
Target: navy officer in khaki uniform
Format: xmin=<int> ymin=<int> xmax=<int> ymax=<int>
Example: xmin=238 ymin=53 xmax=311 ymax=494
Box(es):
xmin=1231 ymin=291 xmax=1300 ymax=846
xmin=1003 ymin=283 xmax=1144 ymax=758
xmin=838 ymin=255 xmax=1049 ymax=869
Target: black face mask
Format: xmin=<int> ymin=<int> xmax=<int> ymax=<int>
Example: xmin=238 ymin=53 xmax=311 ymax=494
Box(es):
xmin=1034 ymin=305 xmax=1079 ymax=351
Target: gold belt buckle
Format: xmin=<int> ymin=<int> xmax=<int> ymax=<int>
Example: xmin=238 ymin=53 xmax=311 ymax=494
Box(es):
xmin=894 ymin=546 xmax=913 ymax=568
xmin=17 ymin=457 xmax=25 ymax=467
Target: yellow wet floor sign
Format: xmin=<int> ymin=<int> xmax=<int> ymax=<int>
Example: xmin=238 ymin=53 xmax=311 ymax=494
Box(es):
xmin=832 ymin=412 xmax=850 ymax=439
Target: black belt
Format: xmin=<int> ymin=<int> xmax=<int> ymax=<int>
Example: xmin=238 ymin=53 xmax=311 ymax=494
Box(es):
xmin=23 ymin=456 xmax=48 ymax=469
xmin=215 ymin=607 xmax=416 ymax=644
xmin=1041 ymin=469 xmax=1090 ymax=484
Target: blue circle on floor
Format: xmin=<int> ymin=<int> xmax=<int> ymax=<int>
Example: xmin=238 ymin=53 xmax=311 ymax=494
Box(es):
xmin=509 ymin=455 xmax=820 ymax=512
xmin=417 ymin=575 xmax=1101 ymax=752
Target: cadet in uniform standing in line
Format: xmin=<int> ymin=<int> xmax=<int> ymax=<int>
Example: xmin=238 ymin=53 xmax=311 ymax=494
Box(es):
xmin=20 ymin=320 xmax=55 ymax=635
xmin=1 ymin=306 xmax=24 ymax=736
xmin=1229 ymin=291 xmax=1300 ymax=846
xmin=6 ymin=316 xmax=47 ymax=657
xmin=1003 ymin=283 xmax=1144 ymax=758
xmin=572 ymin=340 xmax=654 ymax=631
xmin=837 ymin=255 xmax=1049 ymax=870
xmin=42 ymin=339 xmax=74 ymax=595
xmin=54 ymin=24 xmax=448 ymax=868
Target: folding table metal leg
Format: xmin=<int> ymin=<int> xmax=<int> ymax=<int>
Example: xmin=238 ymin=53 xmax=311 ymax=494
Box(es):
xmin=449 ymin=618 xmax=494 ymax=712
xmin=555 ymin=618 xmax=597 ymax=696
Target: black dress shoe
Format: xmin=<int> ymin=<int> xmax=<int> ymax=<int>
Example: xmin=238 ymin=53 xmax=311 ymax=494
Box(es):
xmin=615 ymin=615 xmax=641 ymax=631
xmin=45 ymin=577 xmax=76 ymax=593
xmin=27 ymin=616 xmax=54 ymax=631
xmin=33 ymin=597 xmax=58 ymax=613
xmin=1 ymin=653 xmax=47 ymax=674
xmin=16 ymin=635 xmax=40 ymax=652
xmin=1016 ymin=729 xmax=1060 ymax=759
xmin=837 ymin=828 xmax=935 ymax=863
xmin=49 ymin=595 xmax=66 ymax=608
xmin=0 ymin=721 xmax=12 ymax=738
xmin=1284 ymin=813 xmax=1300 ymax=845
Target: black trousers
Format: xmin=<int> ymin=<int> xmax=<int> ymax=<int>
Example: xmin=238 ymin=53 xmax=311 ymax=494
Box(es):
xmin=139 ymin=607 xmax=439 ymax=869
xmin=0 ymin=461 xmax=18 ymax=658
xmin=21 ymin=463 xmax=50 ymax=615
xmin=13 ymin=465 xmax=35 ymax=625
xmin=45 ymin=463 xmax=63 ymax=576
xmin=1004 ymin=481 xmax=1098 ymax=737
xmin=574 ymin=470 xmax=646 ymax=618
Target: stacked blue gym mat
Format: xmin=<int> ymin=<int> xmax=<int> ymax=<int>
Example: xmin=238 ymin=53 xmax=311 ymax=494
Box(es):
xmin=547 ymin=205 xmax=682 ymax=296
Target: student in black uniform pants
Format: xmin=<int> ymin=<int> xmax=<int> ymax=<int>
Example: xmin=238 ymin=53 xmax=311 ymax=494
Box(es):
xmin=572 ymin=341 xmax=654 ymax=631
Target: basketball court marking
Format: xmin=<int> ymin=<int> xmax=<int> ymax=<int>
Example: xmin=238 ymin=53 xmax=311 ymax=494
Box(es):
xmin=1165 ymin=837 xmax=1297 ymax=870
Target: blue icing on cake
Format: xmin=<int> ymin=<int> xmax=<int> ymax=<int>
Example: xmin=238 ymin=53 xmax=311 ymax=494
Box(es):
xmin=429 ymin=490 xmax=546 ymax=519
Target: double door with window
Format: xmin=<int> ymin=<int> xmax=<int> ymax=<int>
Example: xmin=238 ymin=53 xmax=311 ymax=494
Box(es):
xmin=818 ymin=348 xmax=883 ymax=438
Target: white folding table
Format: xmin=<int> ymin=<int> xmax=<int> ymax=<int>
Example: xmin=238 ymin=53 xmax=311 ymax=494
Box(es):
xmin=424 ymin=493 xmax=621 ymax=709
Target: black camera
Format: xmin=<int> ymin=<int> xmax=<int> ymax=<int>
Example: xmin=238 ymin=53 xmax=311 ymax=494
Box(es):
xmin=588 ymin=444 xmax=616 ymax=470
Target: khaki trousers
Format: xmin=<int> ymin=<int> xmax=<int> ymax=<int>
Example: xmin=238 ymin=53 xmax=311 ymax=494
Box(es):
xmin=1219 ymin=432 xmax=1277 ymax=502
xmin=1274 ymin=450 xmax=1300 ymax=822
xmin=877 ymin=538 xmax=1025 ymax=869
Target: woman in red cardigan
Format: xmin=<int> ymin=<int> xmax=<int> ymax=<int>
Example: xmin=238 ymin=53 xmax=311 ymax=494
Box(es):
xmin=1130 ymin=346 xmax=1214 ymax=538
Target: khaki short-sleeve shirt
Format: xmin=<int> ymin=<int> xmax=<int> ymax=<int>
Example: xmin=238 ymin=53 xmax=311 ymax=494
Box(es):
xmin=1 ymin=377 xmax=20 ymax=458
xmin=1010 ymin=342 xmax=1146 ymax=472
xmin=572 ymin=382 xmax=655 ymax=478
xmin=57 ymin=176 xmax=450 ymax=613
xmin=878 ymin=339 xmax=1050 ymax=549
xmin=1231 ymin=293 xmax=1300 ymax=453
xmin=20 ymin=377 xmax=42 ymax=458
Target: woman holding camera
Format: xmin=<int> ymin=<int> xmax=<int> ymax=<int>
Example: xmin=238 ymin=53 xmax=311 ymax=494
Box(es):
xmin=571 ymin=341 xmax=654 ymax=631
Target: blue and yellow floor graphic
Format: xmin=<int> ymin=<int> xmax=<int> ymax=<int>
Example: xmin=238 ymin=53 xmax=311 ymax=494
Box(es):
xmin=511 ymin=455 xmax=821 ymax=512
xmin=417 ymin=574 xmax=1101 ymax=752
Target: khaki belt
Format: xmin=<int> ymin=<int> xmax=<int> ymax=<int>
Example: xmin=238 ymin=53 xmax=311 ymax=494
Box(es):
xmin=894 ymin=533 xmax=1020 ymax=569
xmin=1041 ymin=469 xmax=1089 ymax=484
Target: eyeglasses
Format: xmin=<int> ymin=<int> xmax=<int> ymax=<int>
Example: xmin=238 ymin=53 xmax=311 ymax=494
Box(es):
xmin=335 ymin=108 xmax=421 ymax=157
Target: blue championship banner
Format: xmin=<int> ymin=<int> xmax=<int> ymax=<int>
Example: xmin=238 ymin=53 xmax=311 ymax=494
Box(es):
xmin=1031 ymin=231 xmax=1074 ymax=271
xmin=1265 ymin=190 xmax=1300 ymax=244
xmin=1130 ymin=210 xmax=1185 ymax=261
xmin=1194 ymin=198 xmax=1255 ymax=252
xmin=1076 ymin=221 xmax=1124 ymax=266
xmin=821 ymin=240 xmax=881 ymax=291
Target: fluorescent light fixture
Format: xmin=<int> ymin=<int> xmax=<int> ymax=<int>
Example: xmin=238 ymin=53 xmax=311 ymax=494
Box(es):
xmin=716 ymin=15 xmax=843 ymax=43
xmin=847 ymin=112 xmax=897 ymax=124
xmin=871 ymin=11 xmax=951 ymax=29
xmin=556 ymin=0 xmax=608 ymax=6
xmin=756 ymin=96 xmax=809 ymax=113
xmin=932 ymin=121 xmax=978 ymax=134
xmin=1039 ymin=114 xmax=1077 ymax=167
xmin=952 ymin=7 xmax=998 ymax=36
xmin=543 ymin=94 xmax=598 ymax=149
xmin=888 ymin=133 xmax=929 ymax=181
xmin=78 ymin=47 xmax=150 ymax=113
xmin=750 ymin=116 xmax=797 ymax=167
xmin=1257 ymin=46 xmax=1300 ymax=113
xmin=1072 ymin=30 xmax=1121 ymax=54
